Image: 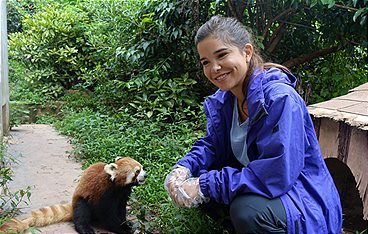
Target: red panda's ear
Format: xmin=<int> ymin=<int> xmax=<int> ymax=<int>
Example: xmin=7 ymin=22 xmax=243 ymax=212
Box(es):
xmin=104 ymin=163 xmax=118 ymax=181
xmin=115 ymin=156 xmax=123 ymax=162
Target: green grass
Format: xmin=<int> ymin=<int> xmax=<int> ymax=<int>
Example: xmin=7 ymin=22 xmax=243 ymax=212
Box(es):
xmin=51 ymin=102 xmax=225 ymax=233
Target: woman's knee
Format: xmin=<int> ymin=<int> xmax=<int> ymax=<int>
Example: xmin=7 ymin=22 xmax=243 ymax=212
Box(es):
xmin=230 ymin=195 xmax=260 ymax=231
xmin=229 ymin=194 xmax=287 ymax=234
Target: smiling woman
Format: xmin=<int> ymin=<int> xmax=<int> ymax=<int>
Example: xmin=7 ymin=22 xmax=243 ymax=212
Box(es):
xmin=164 ymin=15 xmax=343 ymax=234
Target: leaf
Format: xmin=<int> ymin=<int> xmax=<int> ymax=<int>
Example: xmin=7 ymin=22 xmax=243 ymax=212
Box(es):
xmin=328 ymin=1 xmax=335 ymax=8
xmin=321 ymin=0 xmax=334 ymax=5
xmin=353 ymin=0 xmax=358 ymax=7
xmin=353 ymin=8 xmax=364 ymax=22
xmin=142 ymin=42 xmax=150 ymax=51
xmin=360 ymin=15 xmax=367 ymax=26
xmin=146 ymin=111 xmax=153 ymax=118
xmin=310 ymin=0 xmax=318 ymax=8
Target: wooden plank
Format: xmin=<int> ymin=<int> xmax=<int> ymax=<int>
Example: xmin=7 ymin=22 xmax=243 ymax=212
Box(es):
xmin=340 ymin=102 xmax=368 ymax=117
xmin=319 ymin=118 xmax=339 ymax=158
xmin=309 ymin=99 xmax=360 ymax=110
xmin=336 ymin=91 xmax=368 ymax=102
xmin=312 ymin=117 xmax=321 ymax=140
xmin=346 ymin=128 xmax=368 ymax=220
xmin=337 ymin=122 xmax=351 ymax=163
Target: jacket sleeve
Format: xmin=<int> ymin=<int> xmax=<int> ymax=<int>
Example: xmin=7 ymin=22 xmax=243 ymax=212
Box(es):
xmin=199 ymin=91 xmax=307 ymax=204
xmin=175 ymin=100 xmax=230 ymax=177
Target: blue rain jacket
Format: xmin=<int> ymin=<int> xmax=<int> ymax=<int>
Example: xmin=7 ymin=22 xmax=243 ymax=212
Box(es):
xmin=176 ymin=67 xmax=342 ymax=234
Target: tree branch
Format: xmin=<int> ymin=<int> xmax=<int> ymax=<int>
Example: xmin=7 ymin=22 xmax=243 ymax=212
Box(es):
xmin=262 ymin=8 xmax=294 ymax=39
xmin=266 ymin=22 xmax=286 ymax=54
xmin=282 ymin=45 xmax=342 ymax=68
xmin=334 ymin=4 xmax=358 ymax=12
xmin=228 ymin=0 xmax=247 ymax=22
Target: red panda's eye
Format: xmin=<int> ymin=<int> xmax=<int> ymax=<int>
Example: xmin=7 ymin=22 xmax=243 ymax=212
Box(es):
xmin=135 ymin=169 xmax=140 ymax=174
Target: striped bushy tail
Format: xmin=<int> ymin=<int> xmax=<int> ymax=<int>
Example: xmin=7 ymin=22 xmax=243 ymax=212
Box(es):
xmin=0 ymin=203 xmax=73 ymax=233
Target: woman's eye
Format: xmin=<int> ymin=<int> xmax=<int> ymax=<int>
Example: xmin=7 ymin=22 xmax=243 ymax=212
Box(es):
xmin=201 ymin=61 xmax=209 ymax=66
xmin=218 ymin=52 xmax=227 ymax=58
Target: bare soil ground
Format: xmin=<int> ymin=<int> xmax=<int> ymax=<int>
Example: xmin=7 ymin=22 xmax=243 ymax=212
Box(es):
xmin=5 ymin=124 xmax=111 ymax=233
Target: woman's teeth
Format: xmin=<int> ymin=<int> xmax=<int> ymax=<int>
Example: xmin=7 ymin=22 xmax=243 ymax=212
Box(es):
xmin=216 ymin=73 xmax=227 ymax=81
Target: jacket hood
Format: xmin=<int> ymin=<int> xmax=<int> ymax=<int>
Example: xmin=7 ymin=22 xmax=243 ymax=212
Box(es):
xmin=246 ymin=67 xmax=297 ymax=123
xmin=248 ymin=67 xmax=297 ymax=101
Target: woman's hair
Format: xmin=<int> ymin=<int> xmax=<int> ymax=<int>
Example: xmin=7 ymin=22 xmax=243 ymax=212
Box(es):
xmin=195 ymin=16 xmax=289 ymax=109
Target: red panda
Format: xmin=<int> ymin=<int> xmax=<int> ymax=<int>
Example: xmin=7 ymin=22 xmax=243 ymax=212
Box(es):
xmin=0 ymin=156 xmax=147 ymax=234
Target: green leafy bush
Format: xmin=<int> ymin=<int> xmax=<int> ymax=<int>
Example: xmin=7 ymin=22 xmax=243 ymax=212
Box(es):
xmin=124 ymin=68 xmax=200 ymax=122
xmin=0 ymin=143 xmax=31 ymax=225
xmin=8 ymin=2 xmax=95 ymax=95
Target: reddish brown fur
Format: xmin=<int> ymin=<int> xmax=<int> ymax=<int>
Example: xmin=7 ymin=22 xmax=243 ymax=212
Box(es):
xmin=72 ymin=162 xmax=111 ymax=208
xmin=0 ymin=157 xmax=144 ymax=233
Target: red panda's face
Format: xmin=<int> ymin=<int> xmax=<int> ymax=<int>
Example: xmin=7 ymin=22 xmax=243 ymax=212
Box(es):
xmin=104 ymin=157 xmax=147 ymax=186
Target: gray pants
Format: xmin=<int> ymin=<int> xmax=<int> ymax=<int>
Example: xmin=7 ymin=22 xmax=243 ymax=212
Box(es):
xmin=201 ymin=194 xmax=287 ymax=234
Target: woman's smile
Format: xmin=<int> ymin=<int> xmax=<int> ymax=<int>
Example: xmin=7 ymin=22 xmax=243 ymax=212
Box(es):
xmin=214 ymin=72 xmax=229 ymax=82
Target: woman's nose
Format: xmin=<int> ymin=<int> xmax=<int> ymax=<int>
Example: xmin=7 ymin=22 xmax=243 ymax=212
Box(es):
xmin=212 ymin=63 xmax=221 ymax=73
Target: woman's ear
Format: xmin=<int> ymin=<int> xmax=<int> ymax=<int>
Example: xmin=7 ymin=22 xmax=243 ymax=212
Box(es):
xmin=243 ymin=43 xmax=253 ymax=63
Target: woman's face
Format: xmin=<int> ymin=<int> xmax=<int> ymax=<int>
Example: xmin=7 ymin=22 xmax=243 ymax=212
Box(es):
xmin=197 ymin=37 xmax=252 ymax=97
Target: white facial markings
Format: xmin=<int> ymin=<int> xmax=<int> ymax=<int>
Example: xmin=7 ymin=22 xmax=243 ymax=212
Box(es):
xmin=104 ymin=163 xmax=118 ymax=181
xmin=105 ymin=158 xmax=147 ymax=185
xmin=115 ymin=156 xmax=123 ymax=161
xmin=125 ymin=171 xmax=135 ymax=185
xmin=137 ymin=168 xmax=147 ymax=185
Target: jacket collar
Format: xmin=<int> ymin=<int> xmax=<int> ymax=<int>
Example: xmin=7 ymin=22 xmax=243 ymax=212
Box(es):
xmin=207 ymin=67 xmax=297 ymax=125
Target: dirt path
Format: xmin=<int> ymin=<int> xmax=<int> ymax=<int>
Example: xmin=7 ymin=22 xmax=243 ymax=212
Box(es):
xmin=6 ymin=124 xmax=86 ymax=233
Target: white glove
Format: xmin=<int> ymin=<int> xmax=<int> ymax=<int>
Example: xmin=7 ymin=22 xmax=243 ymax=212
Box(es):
xmin=164 ymin=165 xmax=191 ymax=197
xmin=175 ymin=177 xmax=209 ymax=208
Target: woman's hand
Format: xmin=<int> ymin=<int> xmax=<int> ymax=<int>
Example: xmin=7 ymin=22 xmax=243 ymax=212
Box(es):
xmin=164 ymin=166 xmax=191 ymax=198
xmin=175 ymin=178 xmax=209 ymax=208
xmin=164 ymin=167 xmax=209 ymax=207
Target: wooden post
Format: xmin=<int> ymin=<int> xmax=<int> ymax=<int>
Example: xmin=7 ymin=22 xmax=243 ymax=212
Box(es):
xmin=0 ymin=0 xmax=10 ymax=137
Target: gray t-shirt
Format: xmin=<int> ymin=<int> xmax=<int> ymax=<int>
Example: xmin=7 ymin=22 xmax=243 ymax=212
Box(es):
xmin=230 ymin=99 xmax=250 ymax=166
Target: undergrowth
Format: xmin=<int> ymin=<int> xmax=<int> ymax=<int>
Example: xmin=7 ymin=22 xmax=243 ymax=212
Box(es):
xmin=0 ymin=142 xmax=31 ymax=227
xmin=52 ymin=101 xmax=225 ymax=233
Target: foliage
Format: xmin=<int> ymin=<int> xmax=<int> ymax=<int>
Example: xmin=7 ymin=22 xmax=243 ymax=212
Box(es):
xmin=7 ymin=0 xmax=367 ymax=103
xmin=206 ymin=0 xmax=366 ymax=69
xmin=5 ymin=0 xmax=368 ymax=232
xmin=296 ymin=46 xmax=368 ymax=104
xmin=9 ymin=102 xmax=31 ymax=129
xmin=356 ymin=229 xmax=367 ymax=234
xmin=53 ymin=106 xmax=223 ymax=233
xmin=8 ymin=1 xmax=95 ymax=96
xmin=0 ymin=143 xmax=31 ymax=225
xmin=8 ymin=60 xmax=52 ymax=105
xmin=6 ymin=0 xmax=38 ymax=33
xmin=123 ymin=68 xmax=200 ymax=122
xmin=307 ymin=0 xmax=368 ymax=26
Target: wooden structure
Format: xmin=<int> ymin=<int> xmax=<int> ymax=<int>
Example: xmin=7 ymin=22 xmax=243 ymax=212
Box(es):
xmin=0 ymin=0 xmax=10 ymax=137
xmin=308 ymin=83 xmax=368 ymax=225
